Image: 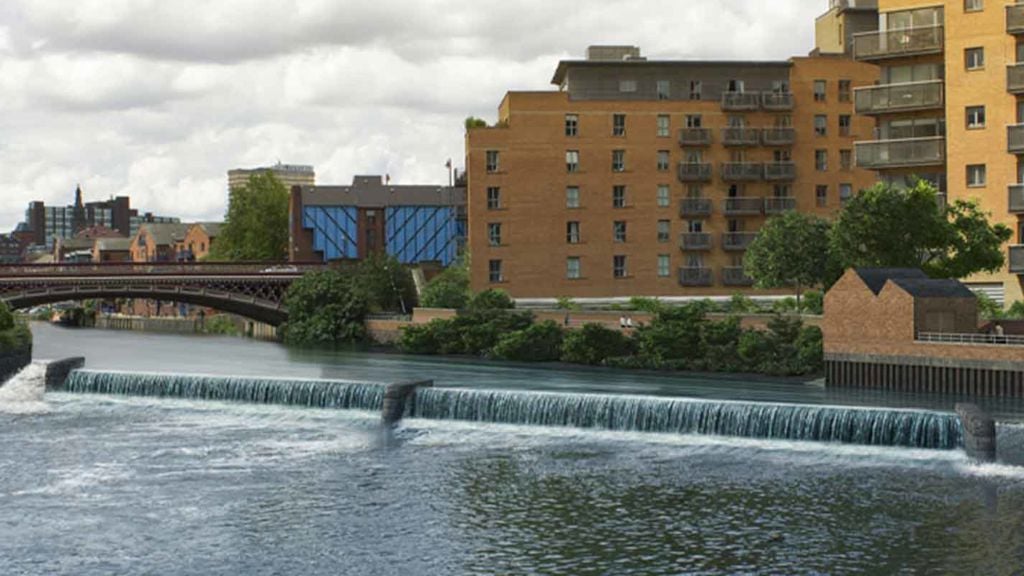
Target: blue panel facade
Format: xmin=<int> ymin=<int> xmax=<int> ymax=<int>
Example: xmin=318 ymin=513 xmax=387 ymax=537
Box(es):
xmin=385 ymin=206 xmax=460 ymax=265
xmin=302 ymin=206 xmax=358 ymax=261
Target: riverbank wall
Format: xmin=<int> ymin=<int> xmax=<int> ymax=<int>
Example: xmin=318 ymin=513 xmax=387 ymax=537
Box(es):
xmin=0 ymin=345 xmax=32 ymax=383
xmin=94 ymin=315 xmax=280 ymax=341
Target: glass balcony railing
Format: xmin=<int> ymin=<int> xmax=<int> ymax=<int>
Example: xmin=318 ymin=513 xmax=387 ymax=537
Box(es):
xmin=721 ymin=162 xmax=763 ymax=181
xmin=679 ymin=267 xmax=713 ymax=287
xmin=853 ymin=26 xmax=944 ymax=61
xmin=762 ymin=128 xmax=795 ymax=146
xmin=761 ymin=92 xmax=794 ymax=110
xmin=723 ymin=197 xmax=764 ymax=216
xmin=722 ymin=128 xmax=761 ymax=147
xmin=854 ymin=137 xmax=945 ymax=169
xmin=722 ymin=232 xmax=758 ymax=251
xmin=854 ymin=80 xmax=943 ymax=114
xmin=1009 ymin=125 xmax=1024 ymax=154
xmin=765 ymin=197 xmax=797 ymax=214
xmin=677 ymin=162 xmax=713 ymax=182
xmin=1009 ymin=64 xmax=1024 ymax=94
xmin=764 ymin=162 xmax=796 ymax=181
xmin=721 ymin=267 xmax=755 ymax=286
xmin=678 ymin=128 xmax=712 ymax=147
xmin=721 ymin=92 xmax=760 ymax=111
xmin=1008 ymin=4 xmax=1024 ymax=34
xmin=1009 ymin=184 xmax=1024 ymax=213
xmin=679 ymin=198 xmax=713 ymax=217
xmin=1010 ymin=245 xmax=1024 ymax=274
xmin=679 ymin=233 xmax=712 ymax=251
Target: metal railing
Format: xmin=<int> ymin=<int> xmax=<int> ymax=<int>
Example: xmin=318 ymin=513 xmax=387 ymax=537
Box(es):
xmin=721 ymin=162 xmax=763 ymax=181
xmin=721 ymin=92 xmax=760 ymax=111
xmin=1010 ymin=125 xmax=1024 ymax=154
xmin=854 ymin=80 xmax=944 ymax=114
xmin=678 ymin=128 xmax=712 ymax=146
xmin=678 ymin=162 xmax=713 ymax=182
xmin=679 ymin=267 xmax=713 ymax=287
xmin=721 ymin=267 xmax=755 ymax=286
xmin=0 ymin=262 xmax=324 ymax=277
xmin=1011 ymin=185 xmax=1024 ymax=213
xmin=722 ymin=232 xmax=758 ymax=251
xmin=1008 ymin=64 xmax=1024 ymax=94
xmin=723 ymin=197 xmax=764 ymax=216
xmin=1009 ymin=4 xmax=1024 ymax=34
xmin=679 ymin=198 xmax=713 ymax=217
xmin=764 ymin=162 xmax=796 ymax=180
xmin=765 ymin=197 xmax=797 ymax=214
xmin=762 ymin=128 xmax=795 ymax=146
xmin=679 ymin=233 xmax=713 ymax=251
xmin=853 ymin=25 xmax=944 ymax=61
xmin=917 ymin=332 xmax=1024 ymax=347
xmin=1011 ymin=245 xmax=1024 ymax=274
xmin=855 ymin=137 xmax=945 ymax=169
xmin=761 ymin=92 xmax=794 ymax=110
xmin=722 ymin=127 xmax=761 ymax=146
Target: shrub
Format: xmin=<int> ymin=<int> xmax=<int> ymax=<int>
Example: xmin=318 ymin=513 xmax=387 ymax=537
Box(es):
xmin=771 ymin=297 xmax=799 ymax=314
xmin=634 ymin=303 xmax=709 ymax=364
xmin=801 ymin=290 xmax=824 ymax=315
xmin=354 ymin=254 xmax=417 ymax=313
xmin=628 ymin=297 xmax=663 ymax=314
xmin=203 ymin=315 xmax=240 ymax=336
xmin=284 ymin=270 xmax=369 ymax=345
xmin=555 ymin=296 xmax=580 ymax=311
xmin=398 ymin=320 xmax=448 ymax=355
xmin=492 ymin=321 xmax=564 ymax=362
xmin=466 ymin=289 xmax=515 ymax=312
xmin=420 ymin=264 xmax=470 ymax=309
xmin=796 ymin=326 xmax=824 ymax=374
xmin=727 ymin=293 xmax=759 ymax=314
xmin=561 ymin=323 xmax=632 ymax=366
xmin=701 ymin=316 xmax=743 ymax=373
xmin=0 ymin=302 xmax=14 ymax=331
xmin=459 ymin=310 xmax=533 ymax=355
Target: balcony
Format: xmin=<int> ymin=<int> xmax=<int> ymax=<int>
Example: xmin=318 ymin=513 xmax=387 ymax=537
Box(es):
xmin=721 ymin=92 xmax=760 ymax=111
xmin=723 ymin=197 xmax=764 ymax=216
xmin=1009 ymin=64 xmax=1024 ymax=94
xmin=722 ymin=127 xmax=761 ymax=147
xmin=1011 ymin=245 xmax=1024 ymax=274
xmin=679 ymin=128 xmax=712 ymax=147
xmin=761 ymin=92 xmax=794 ymax=111
xmin=1010 ymin=185 xmax=1024 ymax=213
xmin=679 ymin=198 xmax=713 ymax=217
xmin=854 ymin=137 xmax=945 ymax=169
xmin=1010 ymin=125 xmax=1024 ymax=154
xmin=680 ymin=233 xmax=713 ymax=251
xmin=722 ymin=232 xmax=758 ymax=251
xmin=678 ymin=162 xmax=713 ymax=182
xmin=853 ymin=26 xmax=944 ymax=61
xmin=854 ymin=80 xmax=944 ymax=115
xmin=721 ymin=162 xmax=763 ymax=181
xmin=679 ymin=267 xmax=713 ymax=287
xmin=721 ymin=267 xmax=755 ymax=287
xmin=764 ymin=162 xmax=797 ymax=181
xmin=765 ymin=197 xmax=797 ymax=214
xmin=762 ymin=128 xmax=795 ymax=146
xmin=1009 ymin=4 xmax=1024 ymax=35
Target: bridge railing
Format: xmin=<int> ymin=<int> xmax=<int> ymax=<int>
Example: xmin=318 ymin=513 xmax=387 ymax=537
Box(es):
xmin=0 ymin=262 xmax=327 ymax=277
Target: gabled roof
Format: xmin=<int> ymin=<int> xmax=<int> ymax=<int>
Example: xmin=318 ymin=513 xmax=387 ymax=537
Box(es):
xmin=94 ymin=237 xmax=132 ymax=251
xmin=889 ymin=278 xmax=976 ymax=299
xmin=854 ymin=268 xmax=927 ymax=295
xmin=139 ymin=223 xmax=190 ymax=246
xmin=191 ymin=222 xmax=223 ymax=238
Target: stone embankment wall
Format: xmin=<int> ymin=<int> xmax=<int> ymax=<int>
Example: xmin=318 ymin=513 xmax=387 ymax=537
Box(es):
xmin=94 ymin=315 xmax=280 ymax=341
xmin=0 ymin=345 xmax=32 ymax=383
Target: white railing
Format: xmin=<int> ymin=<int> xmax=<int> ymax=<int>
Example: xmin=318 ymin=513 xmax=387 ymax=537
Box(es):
xmin=917 ymin=332 xmax=1024 ymax=347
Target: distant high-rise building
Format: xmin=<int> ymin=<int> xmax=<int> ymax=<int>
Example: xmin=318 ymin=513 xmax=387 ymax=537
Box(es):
xmin=228 ymin=162 xmax=316 ymax=191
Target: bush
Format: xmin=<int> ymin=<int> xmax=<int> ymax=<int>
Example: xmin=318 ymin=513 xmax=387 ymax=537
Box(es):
xmin=727 ymin=293 xmax=759 ymax=314
xmin=203 ymin=315 xmax=240 ymax=336
xmin=796 ymin=326 xmax=824 ymax=374
xmin=560 ymin=323 xmax=633 ymax=366
xmin=0 ymin=321 xmax=31 ymax=353
xmin=634 ymin=303 xmax=709 ymax=364
xmin=492 ymin=321 xmax=564 ymax=362
xmin=466 ymin=289 xmax=515 ymax=312
xmin=284 ymin=270 xmax=369 ymax=346
xmin=354 ymin=254 xmax=417 ymax=313
xmin=771 ymin=297 xmax=799 ymax=314
xmin=0 ymin=302 xmax=14 ymax=331
xmin=398 ymin=320 xmax=448 ymax=355
xmin=459 ymin=309 xmax=533 ymax=355
xmin=420 ymin=263 xmax=470 ymax=309
xmin=801 ymin=290 xmax=824 ymax=315
xmin=628 ymin=297 xmax=663 ymax=314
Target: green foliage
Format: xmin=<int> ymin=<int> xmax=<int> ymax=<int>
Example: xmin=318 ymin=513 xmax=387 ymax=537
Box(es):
xmin=745 ymin=211 xmax=833 ymax=300
xmin=0 ymin=301 xmax=14 ymax=331
xmin=628 ymin=297 xmax=664 ymax=314
xmin=560 ymin=323 xmax=633 ymax=366
xmin=284 ymin=270 xmax=369 ymax=346
xmin=209 ymin=172 xmax=290 ymax=261
xmin=492 ymin=321 xmax=565 ymax=362
xmin=771 ymin=297 xmax=798 ymax=314
xmin=397 ymin=301 xmax=532 ymax=357
xmin=420 ymin=263 xmax=470 ymax=309
xmin=466 ymin=289 xmax=515 ymax=312
xmin=465 ymin=116 xmax=488 ymax=130
xmin=1009 ymin=301 xmax=1024 ymax=319
xmin=555 ymin=296 xmax=580 ymax=311
xmin=801 ymin=290 xmax=824 ymax=315
xmin=831 ymin=181 xmax=1012 ymax=279
xmin=977 ymin=293 xmax=1004 ymax=320
xmin=398 ymin=320 xmax=450 ymax=355
xmin=0 ymin=323 xmax=32 ymax=353
xmin=727 ymin=293 xmax=759 ymax=314
xmin=202 ymin=315 xmax=241 ymax=336
xmin=634 ymin=303 xmax=709 ymax=364
xmin=354 ymin=254 xmax=417 ymax=313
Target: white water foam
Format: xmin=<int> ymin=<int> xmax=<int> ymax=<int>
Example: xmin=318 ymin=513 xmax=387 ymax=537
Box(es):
xmin=0 ymin=363 xmax=49 ymax=415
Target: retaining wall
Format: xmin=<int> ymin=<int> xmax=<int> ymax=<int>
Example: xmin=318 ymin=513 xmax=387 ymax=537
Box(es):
xmin=0 ymin=346 xmax=32 ymax=383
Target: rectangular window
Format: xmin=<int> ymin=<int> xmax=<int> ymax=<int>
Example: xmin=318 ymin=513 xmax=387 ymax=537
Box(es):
xmin=566 ymin=257 xmax=581 ymax=280
xmin=657 ymin=115 xmax=670 ymax=137
xmin=839 ymin=183 xmax=853 ymax=205
xmin=612 ymin=150 xmax=625 ymax=172
xmin=619 ymin=80 xmax=637 ymax=93
xmin=487 ymin=223 xmax=502 ymax=247
xmin=657 ymin=80 xmax=670 ymax=100
xmin=566 ymin=221 xmax=580 ymax=244
xmin=565 ymin=114 xmax=579 ymax=137
xmin=965 ymin=0 xmax=983 ymax=11
xmin=566 ymin=186 xmax=580 ymax=208
xmin=967 ymin=164 xmax=987 ymax=187
xmin=657 ymin=220 xmax=671 ymax=243
xmin=814 ymin=80 xmax=827 ymax=102
xmin=966 ymin=105 xmax=986 ymax=129
xmin=566 ymin=150 xmax=579 ymax=173
xmin=486 ymin=187 xmax=500 ymax=210
xmin=613 ymin=114 xmax=626 ymax=136
xmin=814 ymin=115 xmax=827 ymax=137
xmin=815 ymin=150 xmax=828 ymax=172
xmin=488 ymin=260 xmax=503 ymax=283
xmin=966 ymin=47 xmax=985 ymax=70
xmin=657 ymin=185 xmax=670 ymax=207
xmin=657 ymin=255 xmax=670 ymax=278
xmin=685 ymin=114 xmax=702 ymax=128
xmin=689 ymin=81 xmax=702 ymax=100
xmin=839 ymin=115 xmax=851 ymax=137
xmin=657 ymin=150 xmax=670 ymax=172
xmin=613 ymin=185 xmax=626 ymax=208
xmin=613 ymin=255 xmax=627 ymax=278
xmin=816 ymin=185 xmax=828 ymax=207
xmin=613 ymin=221 xmax=627 ymax=243
xmin=838 ymin=80 xmax=851 ymax=102
xmin=840 ymin=149 xmax=852 ymax=170
xmin=485 ymin=150 xmax=499 ymax=173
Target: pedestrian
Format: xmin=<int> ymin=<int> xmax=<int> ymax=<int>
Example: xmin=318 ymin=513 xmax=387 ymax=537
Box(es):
xmin=625 ymin=316 xmax=634 ymax=329
xmin=563 ymin=312 xmax=570 ymax=327
xmin=619 ymin=315 xmax=626 ymax=329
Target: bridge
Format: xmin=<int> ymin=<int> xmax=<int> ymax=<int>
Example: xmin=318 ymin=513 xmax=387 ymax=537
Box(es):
xmin=0 ymin=262 xmax=326 ymax=325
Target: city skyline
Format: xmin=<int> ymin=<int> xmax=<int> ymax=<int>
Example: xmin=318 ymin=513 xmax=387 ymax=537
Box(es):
xmin=0 ymin=0 xmax=820 ymax=231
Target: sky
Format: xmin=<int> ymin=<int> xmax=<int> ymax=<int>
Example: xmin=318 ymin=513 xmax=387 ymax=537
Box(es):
xmin=0 ymin=0 xmax=821 ymax=231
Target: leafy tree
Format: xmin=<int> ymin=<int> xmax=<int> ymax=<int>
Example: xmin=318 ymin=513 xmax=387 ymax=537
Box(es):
xmin=801 ymin=290 xmax=824 ymax=315
xmin=354 ymin=253 xmax=417 ymax=314
xmin=466 ymin=289 xmax=515 ymax=312
xmin=284 ymin=270 xmax=369 ymax=345
xmin=744 ymin=211 xmax=833 ymax=305
xmin=628 ymin=297 xmax=664 ymax=314
xmin=634 ymin=303 xmax=709 ymax=363
xmin=209 ymin=172 xmax=290 ymax=261
xmin=465 ymin=116 xmax=488 ymax=130
xmin=830 ymin=181 xmax=1012 ymax=279
xmin=492 ymin=321 xmax=565 ymax=362
xmin=555 ymin=296 xmax=580 ymax=311
xmin=420 ymin=262 xmax=471 ymax=309
xmin=0 ymin=301 xmax=14 ymax=331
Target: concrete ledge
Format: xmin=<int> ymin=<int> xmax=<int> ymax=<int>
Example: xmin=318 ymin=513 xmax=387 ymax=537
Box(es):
xmin=381 ymin=380 xmax=433 ymax=426
xmin=956 ymin=403 xmax=997 ymax=462
xmin=44 ymin=357 xmax=85 ymax=390
xmin=0 ymin=347 xmax=32 ymax=384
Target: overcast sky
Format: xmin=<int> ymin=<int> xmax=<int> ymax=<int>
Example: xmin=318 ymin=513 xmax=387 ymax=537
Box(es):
xmin=0 ymin=0 xmax=821 ymax=231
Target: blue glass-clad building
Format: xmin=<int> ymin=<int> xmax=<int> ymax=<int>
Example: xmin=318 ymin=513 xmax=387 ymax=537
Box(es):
xmin=290 ymin=176 xmax=466 ymax=265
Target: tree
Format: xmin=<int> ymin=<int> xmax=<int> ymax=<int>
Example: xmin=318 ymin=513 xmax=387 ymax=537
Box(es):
xmin=465 ymin=117 xmax=488 ymax=130
xmin=420 ymin=261 xmax=471 ymax=309
xmin=209 ymin=172 xmax=290 ymax=261
xmin=830 ymin=181 xmax=1012 ymax=279
xmin=744 ymin=211 xmax=833 ymax=305
xmin=353 ymin=254 xmax=417 ymax=314
xmin=283 ymin=270 xmax=369 ymax=345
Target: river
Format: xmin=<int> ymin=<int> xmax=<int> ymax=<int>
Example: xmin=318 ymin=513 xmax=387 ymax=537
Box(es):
xmin=0 ymin=324 xmax=1022 ymax=574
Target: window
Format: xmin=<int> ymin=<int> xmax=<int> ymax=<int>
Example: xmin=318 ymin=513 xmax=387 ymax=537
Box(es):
xmin=485 ymin=150 xmax=499 ymax=173
xmin=685 ymin=114 xmax=702 ymax=128
xmin=966 ymin=47 xmax=985 ymax=70
xmin=772 ymin=80 xmax=789 ymax=94
xmin=566 ymin=257 xmax=581 ymax=280
xmin=565 ymin=114 xmax=578 ymax=137
xmin=839 ymin=115 xmax=851 ymax=137
xmin=486 ymin=187 xmax=501 ymax=210
xmin=839 ymin=183 xmax=853 ymax=205
xmin=657 ymin=115 xmax=670 ymax=137
xmin=613 ymin=114 xmax=626 ymax=136
xmin=657 ymin=220 xmax=671 ymax=243
xmin=488 ymin=260 xmax=503 ymax=283
xmin=689 ymin=80 xmax=702 ymax=100
xmin=657 ymin=185 xmax=670 ymax=207
xmin=838 ymin=80 xmax=851 ymax=102
xmin=612 ymin=150 xmax=625 ymax=172
xmin=613 ymin=255 xmax=627 ymax=278
xmin=814 ymin=115 xmax=827 ymax=136
xmin=964 ymin=0 xmax=983 ymax=12
xmin=840 ymin=149 xmax=852 ymax=170
xmin=657 ymin=80 xmax=671 ymax=100
xmin=613 ymin=221 xmax=627 ymax=243
xmin=726 ymin=79 xmax=745 ymax=93
xmin=566 ymin=150 xmax=579 ymax=173
xmin=619 ymin=80 xmax=637 ymax=93
xmin=613 ymin=185 xmax=626 ymax=208
xmin=966 ymin=106 xmax=986 ymax=129
xmin=816 ymin=185 xmax=828 ymax=207
xmin=657 ymin=150 xmax=670 ymax=172
xmin=657 ymin=255 xmax=670 ymax=278
xmin=566 ymin=221 xmax=580 ymax=244
xmin=566 ymin=186 xmax=580 ymax=208
xmin=815 ymin=150 xmax=828 ymax=171
xmin=814 ymin=80 xmax=827 ymax=102
xmin=773 ymin=184 xmax=791 ymax=197
xmin=487 ymin=223 xmax=502 ymax=246
xmin=967 ymin=164 xmax=987 ymax=187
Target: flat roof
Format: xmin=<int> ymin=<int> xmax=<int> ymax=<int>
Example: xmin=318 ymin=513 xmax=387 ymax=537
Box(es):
xmin=300 ymin=176 xmax=466 ymax=208
xmin=551 ymin=59 xmax=793 ymax=86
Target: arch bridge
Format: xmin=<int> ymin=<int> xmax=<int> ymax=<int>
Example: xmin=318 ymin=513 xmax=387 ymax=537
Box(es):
xmin=0 ymin=262 xmax=326 ymax=325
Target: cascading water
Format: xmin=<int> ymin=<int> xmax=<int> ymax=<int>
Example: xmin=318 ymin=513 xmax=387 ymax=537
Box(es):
xmin=0 ymin=363 xmax=49 ymax=415
xmin=409 ymin=388 xmax=965 ymax=450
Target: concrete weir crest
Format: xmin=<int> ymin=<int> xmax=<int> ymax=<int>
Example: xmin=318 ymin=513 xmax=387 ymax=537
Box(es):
xmin=381 ymin=380 xmax=433 ymax=426
xmin=955 ymin=403 xmax=997 ymax=463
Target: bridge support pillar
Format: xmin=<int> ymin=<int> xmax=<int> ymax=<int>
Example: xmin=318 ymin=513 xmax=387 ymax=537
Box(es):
xmin=382 ymin=380 xmax=433 ymax=427
xmin=956 ymin=403 xmax=997 ymax=463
